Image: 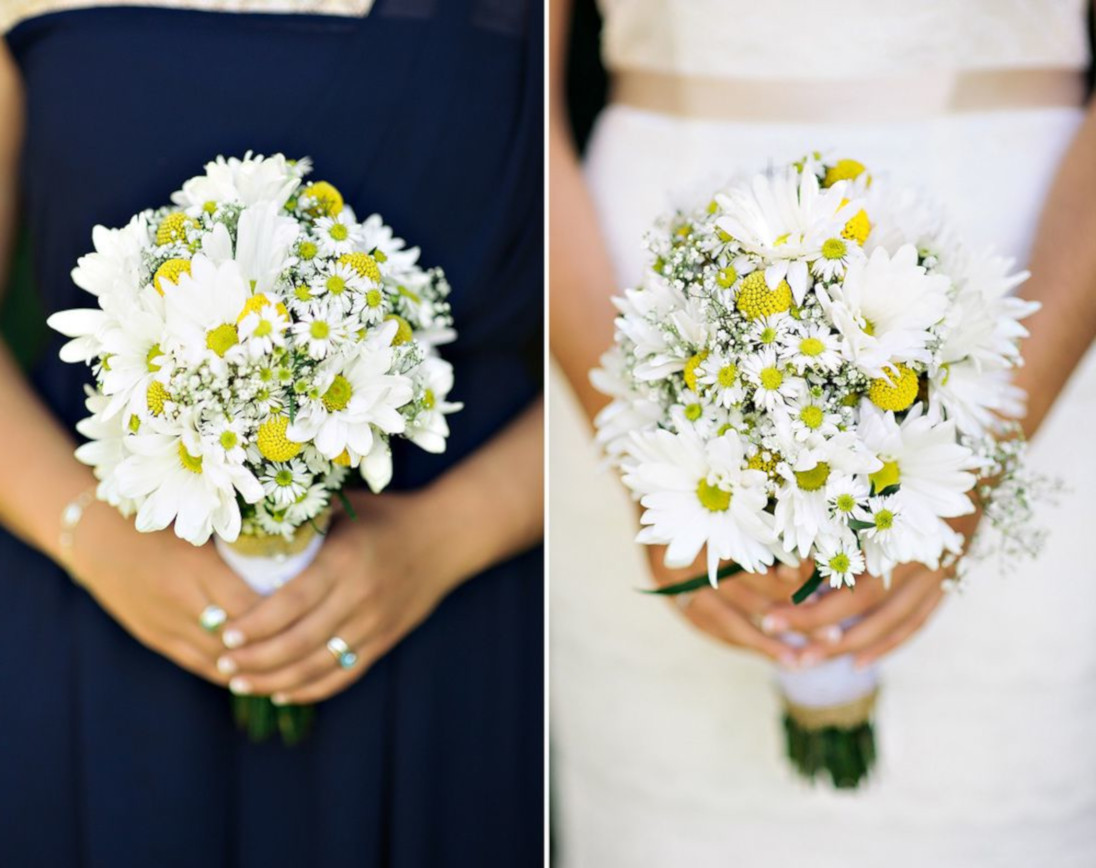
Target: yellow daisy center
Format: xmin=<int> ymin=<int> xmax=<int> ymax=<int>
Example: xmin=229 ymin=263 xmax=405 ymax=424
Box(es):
xmin=128 ymin=414 xmax=141 ymax=433
xmin=870 ymin=459 xmax=901 ymax=493
xmin=322 ymin=374 xmax=353 ymax=412
xmin=178 ymin=442 xmax=203 ymax=474
xmin=683 ymin=350 xmax=709 ymax=393
xmin=828 ymin=552 xmax=851 ymax=573
xmin=842 ymin=210 xmax=872 ymax=245
xmin=294 ymin=284 xmax=312 ymax=302
xmin=339 ymin=252 xmax=382 ymax=283
xmin=716 ymin=266 xmax=737 ymax=288
xmin=423 ymin=388 xmax=436 ymax=410
xmin=153 ymin=258 xmax=191 ymax=295
xmin=835 ymin=493 xmax=857 ymax=513
xmin=237 ymin=293 xmax=289 ymax=324
xmin=821 ymin=238 xmax=847 ymax=260
xmin=823 ymin=159 xmax=867 ymax=188
xmin=385 ymin=315 xmax=413 ymax=346
xmin=256 ymin=416 xmax=303 ymax=462
xmin=696 ymin=478 xmax=731 ymax=512
xmin=298 ymin=241 xmax=318 ymax=260
xmin=759 ymin=366 xmax=783 ymax=391
xmin=333 ymin=449 xmax=353 ymax=467
xmin=795 ymin=462 xmax=831 ymax=492
xmin=328 ymin=223 xmax=349 ymax=242
xmin=310 ymin=320 xmax=330 ymax=340
xmin=366 ymin=289 xmax=383 ymax=308
xmin=302 ymin=181 xmax=344 ymax=217
xmin=736 ymin=271 xmax=793 ymax=320
xmin=799 ymin=337 xmax=825 ymax=357
xmin=326 ymin=275 xmax=347 ymax=295
xmin=799 ymin=405 xmax=824 ymax=429
xmin=874 ymin=509 xmax=895 ymax=530
xmin=219 ymin=430 xmax=238 ymax=450
xmin=205 ymin=323 xmax=239 ymax=358
xmin=146 ymin=344 xmax=163 ymax=372
xmin=146 ymin=381 xmax=170 ymax=416
xmin=868 ymin=364 xmax=919 ymax=411
xmin=684 ymin=403 xmax=703 ymax=421
xmin=717 ymin=364 xmax=737 ymax=387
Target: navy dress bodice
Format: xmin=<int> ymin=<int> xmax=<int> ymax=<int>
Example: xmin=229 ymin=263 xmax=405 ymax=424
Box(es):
xmin=0 ymin=4 xmax=543 ymax=866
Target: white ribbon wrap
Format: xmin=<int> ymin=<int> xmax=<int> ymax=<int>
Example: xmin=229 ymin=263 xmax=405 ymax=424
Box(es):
xmin=214 ymin=533 xmax=325 ymax=596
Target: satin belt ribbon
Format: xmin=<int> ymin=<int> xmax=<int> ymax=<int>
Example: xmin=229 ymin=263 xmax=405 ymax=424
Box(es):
xmin=612 ymin=69 xmax=1086 ymax=123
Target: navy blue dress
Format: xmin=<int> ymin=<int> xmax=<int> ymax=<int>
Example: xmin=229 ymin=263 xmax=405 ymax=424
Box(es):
xmin=0 ymin=4 xmax=543 ymax=866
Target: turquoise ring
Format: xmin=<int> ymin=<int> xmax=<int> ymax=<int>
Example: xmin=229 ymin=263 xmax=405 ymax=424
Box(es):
xmin=199 ymin=604 xmax=227 ymax=633
xmin=326 ymin=636 xmax=358 ymax=669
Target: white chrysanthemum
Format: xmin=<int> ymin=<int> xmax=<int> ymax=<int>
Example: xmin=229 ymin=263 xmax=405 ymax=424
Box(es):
xmin=172 ymin=152 xmax=301 ymax=212
xmin=623 ymin=428 xmax=779 ymax=582
xmin=357 ymin=213 xmax=421 ymax=273
xmin=928 ymin=362 xmax=1025 ymax=437
xmin=291 ymin=301 xmax=351 ymax=360
xmin=315 ymin=213 xmax=357 ymax=257
xmin=696 ymin=351 xmax=746 ymax=408
xmin=287 ymin=329 xmax=414 ymax=461
xmin=715 ymin=167 xmax=854 ymax=303
xmin=819 ymin=244 xmax=950 ymax=377
xmin=406 ymin=356 xmax=462 ymax=454
xmin=74 ymin=392 xmax=137 ymax=515
xmin=815 ymin=534 xmax=866 ymax=589
xmin=161 ymin=256 xmax=251 ymax=368
xmin=260 ymin=459 xmax=312 ymax=509
xmin=781 ymin=322 xmax=843 ymax=373
xmin=740 ymin=348 xmax=802 ymax=413
xmin=201 ymin=202 xmax=299 ymax=296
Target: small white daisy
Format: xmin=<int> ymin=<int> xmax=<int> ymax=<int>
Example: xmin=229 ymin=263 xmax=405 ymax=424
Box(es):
xmin=741 ymin=348 xmax=802 ymax=414
xmin=291 ymin=301 xmax=350 ymax=360
xmin=260 ymin=458 xmax=312 ymax=508
xmin=815 ymin=534 xmax=867 ymax=589
xmin=315 ymin=213 xmax=357 ymax=257
xmin=782 ymin=322 xmax=843 ymax=373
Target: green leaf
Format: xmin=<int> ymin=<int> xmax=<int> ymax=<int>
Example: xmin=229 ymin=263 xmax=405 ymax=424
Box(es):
xmin=336 ymin=489 xmax=358 ymax=521
xmin=877 ymin=484 xmax=901 ymax=497
xmin=847 ymin=519 xmax=874 ymax=532
xmin=642 ymin=561 xmax=745 ymax=596
xmin=791 ymin=569 xmax=824 ymax=605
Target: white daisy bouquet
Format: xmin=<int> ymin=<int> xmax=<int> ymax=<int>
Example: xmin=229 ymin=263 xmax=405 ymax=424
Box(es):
xmin=593 ymin=154 xmax=1044 ymax=788
xmin=49 ymin=152 xmax=459 ymax=742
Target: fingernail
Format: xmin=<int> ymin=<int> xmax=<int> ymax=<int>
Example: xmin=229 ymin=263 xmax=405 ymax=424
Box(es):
xmin=777 ymin=566 xmax=797 ymax=582
xmin=216 ymin=656 xmax=237 ymax=676
xmin=799 ymin=649 xmax=822 ymax=667
xmin=223 ymin=629 xmax=245 ymax=649
xmin=820 ymin=625 xmax=843 ymax=644
xmin=779 ymin=651 xmax=798 ymax=668
xmin=271 ymin=693 xmax=289 ymax=706
xmin=229 ymin=677 xmax=252 ymax=696
xmin=761 ymin=614 xmax=787 ymax=634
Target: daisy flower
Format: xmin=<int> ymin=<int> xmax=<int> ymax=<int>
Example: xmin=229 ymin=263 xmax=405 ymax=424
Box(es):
xmin=623 ymin=427 xmax=778 ymax=583
xmin=741 ymin=348 xmax=801 ymax=414
xmin=818 ymin=244 xmax=950 ymax=377
xmin=286 ymin=483 xmax=330 ymax=525
xmin=161 ymin=256 xmax=251 ymax=368
xmin=815 ymin=534 xmax=866 ymax=589
xmin=171 ymin=152 xmax=301 ymax=212
xmin=826 ymin=473 xmax=871 ymax=525
xmin=238 ymin=296 xmax=290 ymax=358
xmin=810 ymin=233 xmax=865 ymax=281
xmin=696 ymin=351 xmax=746 ymax=408
xmin=291 ymin=301 xmax=350 ymax=360
xmin=310 ymin=261 xmax=368 ymax=315
xmin=748 ymin=313 xmax=792 ymax=350
xmin=260 ymin=458 xmax=312 ymax=509
xmin=406 ymin=356 xmax=463 ymax=454
xmin=782 ymin=322 xmax=843 ymax=374
xmin=315 ymin=213 xmax=357 ymax=257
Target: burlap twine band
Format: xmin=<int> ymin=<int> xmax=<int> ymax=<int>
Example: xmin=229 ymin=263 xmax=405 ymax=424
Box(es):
xmin=783 ymin=688 xmax=879 ymax=731
xmin=223 ymin=509 xmax=332 ymax=558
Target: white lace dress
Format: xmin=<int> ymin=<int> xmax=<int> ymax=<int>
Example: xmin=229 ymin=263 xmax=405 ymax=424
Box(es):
xmin=551 ymin=2 xmax=1096 ymax=865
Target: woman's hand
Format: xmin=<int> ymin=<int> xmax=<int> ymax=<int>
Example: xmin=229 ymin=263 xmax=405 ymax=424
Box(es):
xmin=69 ymin=501 xmax=262 ymax=685
xmin=648 ymin=546 xmax=809 ymax=667
xmin=763 ymin=512 xmax=981 ymax=668
xmin=215 ymin=490 xmax=458 ymax=705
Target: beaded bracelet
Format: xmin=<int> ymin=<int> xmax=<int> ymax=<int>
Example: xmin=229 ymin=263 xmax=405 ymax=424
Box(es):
xmin=59 ymin=487 xmax=97 ymax=578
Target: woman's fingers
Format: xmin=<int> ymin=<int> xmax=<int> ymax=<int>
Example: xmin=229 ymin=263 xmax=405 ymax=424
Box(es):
xmin=853 ymin=583 xmax=945 ymax=668
xmin=217 ymin=561 xmax=338 ymax=649
xmin=688 ymin=591 xmax=797 ymax=666
xmin=762 ymin=578 xmax=887 ymax=635
xmin=195 ymin=558 xmax=264 ymax=621
xmin=802 ymin=572 xmax=943 ymax=663
xmin=714 ymin=576 xmax=779 ymax=616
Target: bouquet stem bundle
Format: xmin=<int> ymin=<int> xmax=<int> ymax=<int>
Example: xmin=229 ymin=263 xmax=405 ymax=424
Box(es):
xmin=215 ymin=512 xmax=329 ymax=744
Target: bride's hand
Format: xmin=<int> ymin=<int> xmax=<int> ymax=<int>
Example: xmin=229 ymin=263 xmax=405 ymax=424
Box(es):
xmin=70 ymin=501 xmax=262 ymax=685
xmin=647 ymin=546 xmax=804 ymax=667
xmin=215 ymin=490 xmax=456 ymax=704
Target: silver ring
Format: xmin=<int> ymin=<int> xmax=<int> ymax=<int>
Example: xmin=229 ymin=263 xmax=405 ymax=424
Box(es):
xmin=326 ymin=636 xmax=358 ymax=669
xmin=198 ymin=604 xmax=227 ymax=632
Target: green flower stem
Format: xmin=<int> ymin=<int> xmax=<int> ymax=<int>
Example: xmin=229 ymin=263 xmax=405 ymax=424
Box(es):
xmin=232 ymin=695 xmax=315 ymax=746
xmin=644 ymin=561 xmax=824 ymax=607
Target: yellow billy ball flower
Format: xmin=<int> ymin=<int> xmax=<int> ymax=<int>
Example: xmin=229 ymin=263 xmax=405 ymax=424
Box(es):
xmin=747 ymin=450 xmax=781 ymax=477
xmin=237 ymin=293 xmax=289 ymax=323
xmin=156 ymin=212 xmax=198 ymax=247
xmin=301 ymin=181 xmax=343 ymax=217
xmin=257 ymin=415 xmax=303 ymax=462
xmin=842 ymin=209 xmax=872 ymax=245
xmin=696 ymin=478 xmax=731 ymax=512
xmin=385 ymin=315 xmax=413 ymax=346
xmin=153 ymin=258 xmax=191 ymax=295
xmin=146 ymin=381 xmax=170 ymax=416
xmin=683 ymin=349 xmax=708 ymax=392
xmin=868 ymin=364 xmax=919 ymax=411
xmin=823 ymin=158 xmax=867 ymax=188
xmin=735 ymin=271 xmax=792 ymax=320
xmin=338 ymin=252 xmax=381 ymax=283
